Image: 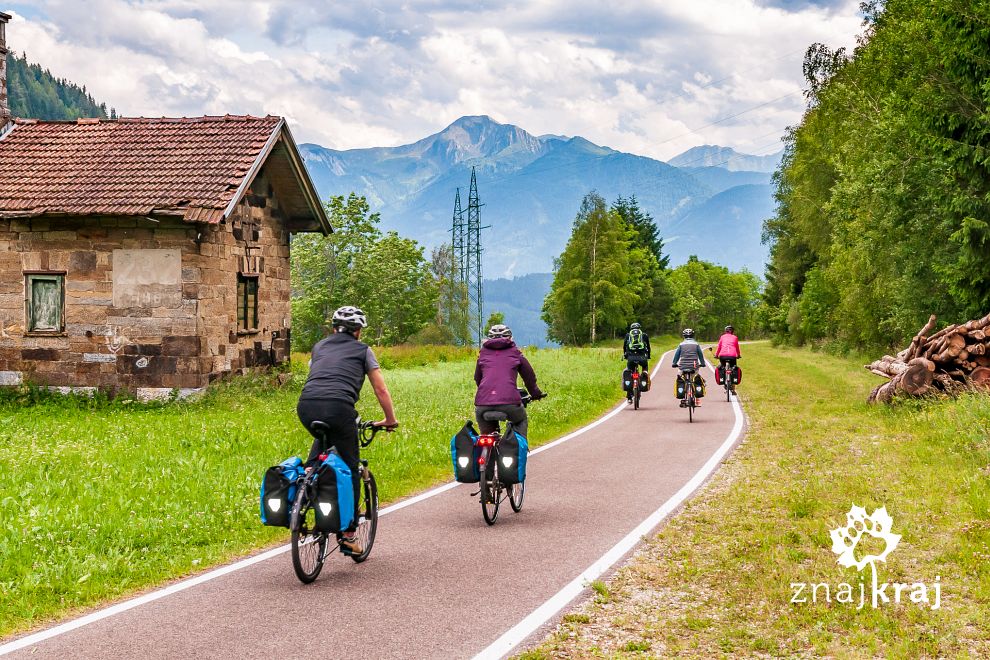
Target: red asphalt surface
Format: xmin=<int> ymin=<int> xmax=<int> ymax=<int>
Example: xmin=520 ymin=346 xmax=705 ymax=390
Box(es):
xmin=3 ymin=352 xmax=743 ymax=659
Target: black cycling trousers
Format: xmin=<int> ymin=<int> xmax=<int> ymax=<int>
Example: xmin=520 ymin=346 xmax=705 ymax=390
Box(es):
xmin=297 ymin=398 xmax=361 ymax=529
xmin=626 ymin=356 xmax=650 ymax=374
xmin=475 ymin=404 xmax=529 ymax=438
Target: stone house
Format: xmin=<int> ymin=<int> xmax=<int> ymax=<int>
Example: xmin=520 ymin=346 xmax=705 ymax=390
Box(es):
xmin=0 ymin=18 xmax=330 ymax=397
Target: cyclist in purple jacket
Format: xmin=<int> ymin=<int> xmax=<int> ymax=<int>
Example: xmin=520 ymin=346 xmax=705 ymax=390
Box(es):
xmin=474 ymin=324 xmax=545 ymax=437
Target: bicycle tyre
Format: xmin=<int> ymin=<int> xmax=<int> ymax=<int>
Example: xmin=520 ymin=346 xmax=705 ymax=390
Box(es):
xmin=633 ymin=382 xmax=640 ymax=410
xmin=349 ymin=470 xmax=378 ymax=563
xmin=480 ymin=448 xmax=500 ymax=525
xmin=726 ymin=370 xmax=731 ymax=402
xmin=290 ymin=482 xmax=328 ymax=584
xmin=509 ymin=480 xmax=525 ymax=512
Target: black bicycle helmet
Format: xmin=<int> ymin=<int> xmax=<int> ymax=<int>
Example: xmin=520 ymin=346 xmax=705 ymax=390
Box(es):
xmin=682 ymin=328 xmax=695 ymax=339
xmin=725 ymin=325 xmax=734 ymax=333
xmin=630 ymin=322 xmax=642 ymax=330
xmin=487 ymin=324 xmax=512 ymax=339
xmin=331 ymin=305 xmax=368 ymax=331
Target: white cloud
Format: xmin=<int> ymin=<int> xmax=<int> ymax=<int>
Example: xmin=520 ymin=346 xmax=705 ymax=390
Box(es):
xmin=9 ymin=0 xmax=861 ymax=159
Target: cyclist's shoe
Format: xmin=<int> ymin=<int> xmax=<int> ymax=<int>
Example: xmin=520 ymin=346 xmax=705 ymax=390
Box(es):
xmin=679 ymin=400 xmax=687 ymax=408
xmin=627 ymin=396 xmax=633 ymax=404
xmin=339 ymin=533 xmax=363 ymax=556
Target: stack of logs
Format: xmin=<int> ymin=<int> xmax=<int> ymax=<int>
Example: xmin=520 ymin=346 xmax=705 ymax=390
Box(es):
xmin=866 ymin=312 xmax=990 ymax=403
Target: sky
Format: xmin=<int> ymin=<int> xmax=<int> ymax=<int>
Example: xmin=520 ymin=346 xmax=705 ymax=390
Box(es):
xmin=8 ymin=0 xmax=862 ymax=161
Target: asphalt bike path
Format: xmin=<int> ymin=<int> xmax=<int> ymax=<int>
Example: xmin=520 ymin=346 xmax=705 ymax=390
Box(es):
xmin=2 ymin=351 xmax=744 ymax=659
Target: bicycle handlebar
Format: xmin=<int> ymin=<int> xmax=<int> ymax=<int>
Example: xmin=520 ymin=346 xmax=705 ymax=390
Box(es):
xmin=357 ymin=420 xmax=395 ymax=448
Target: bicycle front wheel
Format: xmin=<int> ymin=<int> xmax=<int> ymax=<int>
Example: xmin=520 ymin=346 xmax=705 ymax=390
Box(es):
xmin=290 ymin=483 xmax=328 ymax=584
xmin=480 ymin=448 xmax=500 ymax=525
xmin=509 ymin=480 xmax=525 ymax=512
xmin=349 ymin=470 xmax=378 ymax=563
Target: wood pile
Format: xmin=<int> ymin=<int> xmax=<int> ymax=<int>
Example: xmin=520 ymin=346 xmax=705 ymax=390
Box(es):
xmin=866 ymin=312 xmax=990 ymax=403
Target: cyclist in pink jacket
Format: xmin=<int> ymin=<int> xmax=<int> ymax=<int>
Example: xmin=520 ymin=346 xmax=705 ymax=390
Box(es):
xmin=714 ymin=325 xmax=741 ymax=394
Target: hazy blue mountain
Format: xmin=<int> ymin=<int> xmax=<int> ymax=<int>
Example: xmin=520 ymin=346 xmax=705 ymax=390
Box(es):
xmin=668 ymin=145 xmax=783 ymax=173
xmin=664 ymin=184 xmax=774 ymax=272
xmin=483 ymin=273 xmax=555 ymax=347
xmin=300 ymin=116 xmax=777 ymax=278
xmin=677 ymin=166 xmax=772 ymax=195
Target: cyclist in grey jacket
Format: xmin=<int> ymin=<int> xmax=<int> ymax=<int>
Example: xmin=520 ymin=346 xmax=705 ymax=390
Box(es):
xmin=672 ymin=328 xmax=706 ymax=406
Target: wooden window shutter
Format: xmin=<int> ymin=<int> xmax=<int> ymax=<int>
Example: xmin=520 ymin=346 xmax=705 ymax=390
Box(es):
xmin=26 ymin=274 xmax=65 ymax=333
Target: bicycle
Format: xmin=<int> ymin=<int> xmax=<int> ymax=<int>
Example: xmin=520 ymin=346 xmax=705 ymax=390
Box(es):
xmin=680 ymin=369 xmax=698 ymax=422
xmin=707 ymin=347 xmax=738 ymax=402
xmin=719 ymin=358 xmax=739 ymax=402
xmin=477 ymin=389 xmax=543 ymax=525
xmin=289 ymin=420 xmax=383 ymax=584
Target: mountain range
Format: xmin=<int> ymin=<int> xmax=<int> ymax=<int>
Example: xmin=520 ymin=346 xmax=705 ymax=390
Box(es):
xmin=300 ymin=115 xmax=782 ymax=278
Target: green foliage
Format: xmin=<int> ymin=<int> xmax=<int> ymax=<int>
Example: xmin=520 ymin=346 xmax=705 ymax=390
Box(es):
xmin=543 ymin=192 xmax=659 ymax=344
xmin=667 ymin=256 xmax=762 ymax=339
xmin=764 ymin=1 xmax=990 ymax=350
xmin=485 ymin=311 xmax=505 ymax=333
xmin=7 ymin=52 xmax=111 ymax=120
xmin=290 ymin=194 xmax=437 ymax=349
xmin=429 ymin=244 xmax=471 ymax=345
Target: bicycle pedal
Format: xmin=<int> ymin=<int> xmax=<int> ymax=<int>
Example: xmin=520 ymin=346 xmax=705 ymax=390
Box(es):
xmin=470 ymin=488 xmax=481 ymax=496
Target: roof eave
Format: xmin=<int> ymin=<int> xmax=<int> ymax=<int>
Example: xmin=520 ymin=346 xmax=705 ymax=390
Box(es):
xmin=220 ymin=119 xmax=332 ymax=235
xmin=278 ymin=123 xmax=332 ymax=235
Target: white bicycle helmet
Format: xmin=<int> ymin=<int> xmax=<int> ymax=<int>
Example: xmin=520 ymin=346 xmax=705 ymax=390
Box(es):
xmin=331 ymin=305 xmax=368 ymax=331
xmin=487 ymin=324 xmax=512 ymax=339
xmin=682 ymin=328 xmax=695 ymax=339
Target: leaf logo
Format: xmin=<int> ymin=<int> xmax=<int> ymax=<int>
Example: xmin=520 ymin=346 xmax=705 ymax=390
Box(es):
xmin=829 ymin=505 xmax=900 ymax=571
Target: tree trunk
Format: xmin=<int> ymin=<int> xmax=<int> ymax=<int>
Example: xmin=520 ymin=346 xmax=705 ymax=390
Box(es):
xmin=970 ymin=367 xmax=990 ymax=389
xmin=868 ymin=361 xmax=933 ymax=403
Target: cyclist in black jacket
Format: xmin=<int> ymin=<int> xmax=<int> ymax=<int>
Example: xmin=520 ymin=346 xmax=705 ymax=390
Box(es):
xmin=297 ymin=305 xmax=398 ymax=555
xmin=623 ymin=322 xmax=652 ymax=399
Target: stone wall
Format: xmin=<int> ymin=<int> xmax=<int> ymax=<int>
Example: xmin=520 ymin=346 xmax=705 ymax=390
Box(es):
xmin=0 ymin=163 xmax=293 ymax=393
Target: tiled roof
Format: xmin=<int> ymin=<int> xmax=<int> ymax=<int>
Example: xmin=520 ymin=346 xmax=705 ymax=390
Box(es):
xmin=0 ymin=115 xmax=282 ymax=223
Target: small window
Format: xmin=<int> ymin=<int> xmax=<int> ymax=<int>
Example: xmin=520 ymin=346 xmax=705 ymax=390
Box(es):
xmin=25 ymin=273 xmax=65 ymax=333
xmin=237 ymin=274 xmax=258 ymax=332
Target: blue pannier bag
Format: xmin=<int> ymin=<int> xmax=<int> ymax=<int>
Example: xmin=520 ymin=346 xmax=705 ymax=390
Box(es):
xmin=497 ymin=429 xmax=528 ymax=485
xmin=260 ymin=456 xmax=304 ymax=527
xmin=451 ymin=421 xmax=480 ymax=483
xmin=313 ymin=453 xmax=355 ymax=533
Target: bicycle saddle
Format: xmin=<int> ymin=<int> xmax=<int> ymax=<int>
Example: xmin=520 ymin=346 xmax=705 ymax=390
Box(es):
xmin=309 ymin=420 xmax=331 ymax=436
xmin=482 ymin=411 xmax=509 ymax=422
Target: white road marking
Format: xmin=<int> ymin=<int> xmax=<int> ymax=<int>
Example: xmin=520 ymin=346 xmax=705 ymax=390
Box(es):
xmin=0 ymin=353 xmax=671 ymax=656
xmin=474 ymin=351 xmax=745 ymax=660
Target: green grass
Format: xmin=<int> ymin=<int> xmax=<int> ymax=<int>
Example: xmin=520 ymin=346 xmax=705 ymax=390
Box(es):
xmin=521 ymin=343 xmax=990 ymax=658
xmin=0 ymin=344 xmax=666 ymax=638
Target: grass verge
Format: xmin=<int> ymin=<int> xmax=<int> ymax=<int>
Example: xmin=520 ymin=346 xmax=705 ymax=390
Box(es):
xmin=519 ymin=343 xmax=990 ymax=658
xmin=0 ymin=343 xmax=664 ymax=639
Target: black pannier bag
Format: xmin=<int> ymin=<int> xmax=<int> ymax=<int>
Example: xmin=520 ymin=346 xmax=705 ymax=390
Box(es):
xmin=497 ymin=429 xmax=529 ymax=484
xmin=313 ymin=453 xmax=355 ymax=533
xmin=622 ymin=368 xmax=633 ymax=393
xmin=260 ymin=456 xmax=303 ymax=528
xmin=451 ymin=421 xmax=480 ymax=483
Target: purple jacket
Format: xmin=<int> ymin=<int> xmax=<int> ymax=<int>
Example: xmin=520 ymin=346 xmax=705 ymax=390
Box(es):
xmin=473 ymin=338 xmax=543 ymax=406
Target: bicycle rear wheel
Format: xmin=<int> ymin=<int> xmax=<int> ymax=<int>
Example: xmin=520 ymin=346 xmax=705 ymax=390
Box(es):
xmin=290 ymin=483 xmax=328 ymax=584
xmin=349 ymin=469 xmax=378 ymax=563
xmin=725 ymin=371 xmax=731 ymax=402
xmin=509 ymin=480 xmax=525 ymax=512
xmin=480 ymin=448 xmax=500 ymax=525
xmin=633 ymin=382 xmax=640 ymax=410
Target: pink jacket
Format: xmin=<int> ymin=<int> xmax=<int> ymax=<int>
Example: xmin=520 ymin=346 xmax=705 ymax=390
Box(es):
xmin=714 ymin=333 xmax=741 ymax=358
